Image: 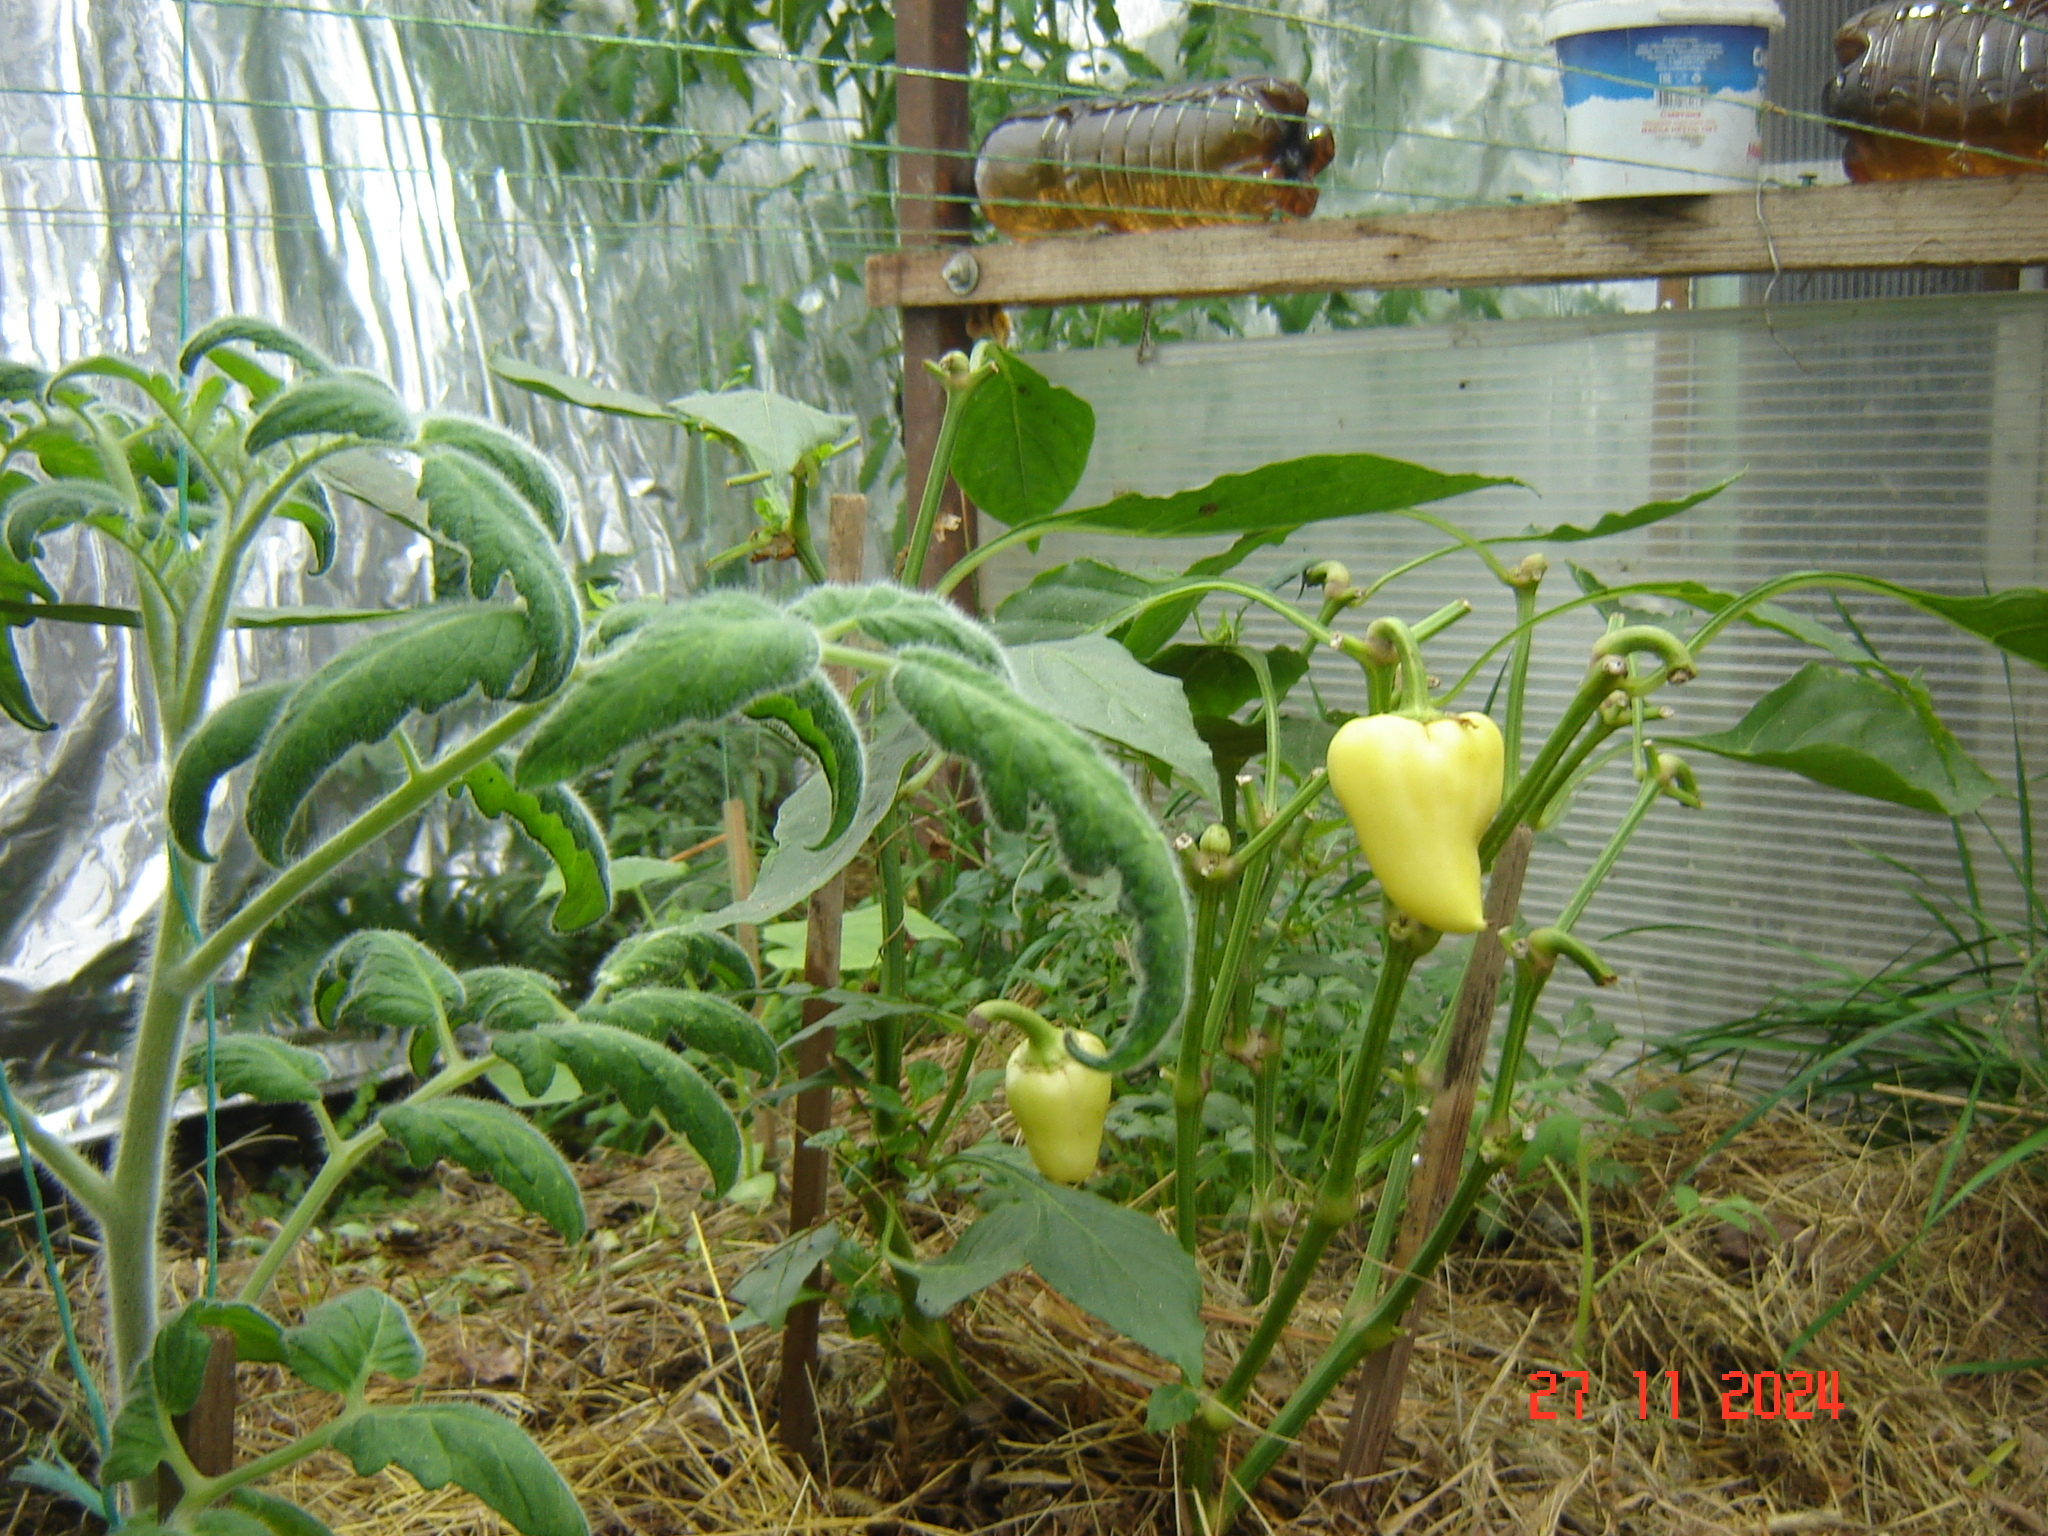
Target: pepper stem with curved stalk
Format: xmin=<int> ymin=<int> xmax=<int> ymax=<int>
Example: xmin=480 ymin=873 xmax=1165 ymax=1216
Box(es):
xmin=1501 ymin=556 xmax=1547 ymax=795
xmin=971 ymin=997 xmax=1065 ymax=1067
xmin=1362 ymin=616 xmax=1433 ymax=715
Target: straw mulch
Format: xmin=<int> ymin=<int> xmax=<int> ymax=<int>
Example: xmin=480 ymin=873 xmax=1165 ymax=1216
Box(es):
xmin=4 ymin=1076 xmax=2046 ymax=1535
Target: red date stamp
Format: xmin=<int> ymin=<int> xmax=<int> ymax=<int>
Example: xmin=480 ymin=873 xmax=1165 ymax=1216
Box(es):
xmin=1528 ymin=1369 xmax=1847 ymax=1421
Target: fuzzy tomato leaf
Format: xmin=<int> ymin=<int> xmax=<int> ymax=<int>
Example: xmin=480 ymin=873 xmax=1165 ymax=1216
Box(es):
xmin=889 ymin=647 xmax=1189 ymax=1073
xmin=168 ymin=681 xmax=295 ymax=860
xmin=3 ymin=479 xmax=132 ymax=563
xmin=515 ymin=592 xmax=817 ymax=788
xmin=278 ymin=478 xmax=336 ymax=576
xmin=417 ymin=415 xmax=568 ymax=539
xmin=377 ymin=1098 xmax=585 ymax=1241
xmin=744 ymin=675 xmax=864 ymax=850
xmin=280 ymin=1288 xmax=423 ymax=1394
xmin=593 ymin=924 xmax=758 ymax=995
xmin=0 ymin=627 xmax=51 ymax=731
xmin=579 ymin=988 xmax=777 ymax=1078
xmin=331 ymin=1402 xmax=587 ymax=1536
xmin=101 ymin=1361 xmax=170 ymax=1481
xmin=415 ymin=450 xmax=578 ymax=700
xmin=179 ymin=1034 xmax=329 ymax=1105
xmin=243 ymin=605 xmax=536 ymax=861
xmin=490 ymin=1022 xmax=740 ymax=1195
xmin=459 ymin=756 xmax=611 ymax=931
xmin=186 ymin=1301 xmax=288 ymax=1364
xmin=245 ymin=371 xmax=410 ymax=457
xmin=454 ymin=967 xmax=571 ymax=1032
xmin=178 ymin=316 xmax=331 ymax=378
xmin=789 ymin=583 xmax=1008 ymax=675
xmin=312 ymin=929 xmax=463 ymax=1037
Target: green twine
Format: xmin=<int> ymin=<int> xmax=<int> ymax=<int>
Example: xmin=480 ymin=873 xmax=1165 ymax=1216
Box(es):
xmin=0 ymin=1069 xmax=118 ymax=1527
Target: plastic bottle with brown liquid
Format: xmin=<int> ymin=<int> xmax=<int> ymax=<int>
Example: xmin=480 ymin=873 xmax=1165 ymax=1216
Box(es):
xmin=1824 ymin=0 xmax=2048 ymax=179
xmin=973 ymin=77 xmax=1336 ymax=238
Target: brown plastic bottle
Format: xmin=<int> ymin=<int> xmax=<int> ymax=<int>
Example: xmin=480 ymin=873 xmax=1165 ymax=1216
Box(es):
xmin=973 ymin=77 xmax=1336 ymax=238
xmin=1824 ymin=0 xmax=2047 ymax=180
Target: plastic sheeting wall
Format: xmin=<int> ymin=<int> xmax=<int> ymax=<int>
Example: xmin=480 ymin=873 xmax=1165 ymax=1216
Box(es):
xmin=0 ymin=0 xmax=891 ymax=1113
xmin=992 ymin=293 xmax=2048 ymax=1050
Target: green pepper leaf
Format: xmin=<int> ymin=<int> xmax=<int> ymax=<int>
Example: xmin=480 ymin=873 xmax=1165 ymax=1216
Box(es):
xmin=488 ymin=353 xmax=674 ymax=421
xmin=949 ymin=347 xmax=1095 ymax=523
xmin=1666 ymin=663 xmax=2001 ymax=816
xmin=1008 ymin=635 xmax=1220 ymax=802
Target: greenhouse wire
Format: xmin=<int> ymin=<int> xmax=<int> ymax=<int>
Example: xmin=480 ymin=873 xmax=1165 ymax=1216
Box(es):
xmin=172 ymin=0 xmax=2048 ymax=177
xmin=0 ymin=1067 xmax=117 ymax=1526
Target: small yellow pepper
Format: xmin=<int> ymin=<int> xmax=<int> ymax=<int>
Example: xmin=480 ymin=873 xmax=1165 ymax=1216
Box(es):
xmin=978 ymin=1000 xmax=1112 ymax=1184
xmin=1326 ymin=710 xmax=1503 ymax=934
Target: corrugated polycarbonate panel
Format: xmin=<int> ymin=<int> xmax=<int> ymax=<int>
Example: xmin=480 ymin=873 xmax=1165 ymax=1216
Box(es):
xmin=990 ymin=293 xmax=2048 ymax=1056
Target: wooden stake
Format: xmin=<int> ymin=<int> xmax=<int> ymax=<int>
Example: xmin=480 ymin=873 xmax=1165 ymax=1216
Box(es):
xmin=1331 ymin=825 xmax=1534 ymax=1496
xmin=776 ymin=493 xmax=869 ymax=1468
xmin=157 ymin=1330 xmax=235 ymax=1516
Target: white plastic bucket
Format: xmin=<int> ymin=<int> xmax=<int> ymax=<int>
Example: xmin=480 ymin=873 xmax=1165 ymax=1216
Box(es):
xmin=1544 ymin=0 xmax=1784 ymax=198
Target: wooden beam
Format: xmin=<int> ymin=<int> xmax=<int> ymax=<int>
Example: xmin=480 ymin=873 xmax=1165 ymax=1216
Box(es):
xmin=866 ymin=175 xmax=2048 ymax=309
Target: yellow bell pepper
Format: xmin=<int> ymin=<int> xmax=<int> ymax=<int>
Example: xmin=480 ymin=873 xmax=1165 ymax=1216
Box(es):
xmin=1326 ymin=711 xmax=1503 ymax=933
xmin=978 ymin=1000 xmax=1112 ymax=1184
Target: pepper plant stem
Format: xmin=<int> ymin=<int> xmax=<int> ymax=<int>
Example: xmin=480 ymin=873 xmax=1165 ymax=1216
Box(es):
xmin=1502 ymin=582 xmax=1539 ymax=796
xmin=1174 ymin=876 xmax=1226 ymax=1250
xmin=1211 ymin=930 xmax=1423 ymax=1413
xmin=1479 ymin=663 xmax=1617 ymax=866
xmin=1213 ymin=1151 xmax=1499 ymax=1527
xmin=871 ymin=809 xmax=911 ymax=1141
xmin=899 ymin=375 xmax=973 ymax=586
xmin=1176 ymin=861 xmax=1266 ymax=1251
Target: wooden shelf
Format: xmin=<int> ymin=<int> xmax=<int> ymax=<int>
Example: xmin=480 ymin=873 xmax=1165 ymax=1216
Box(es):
xmin=865 ymin=176 xmax=2048 ymax=309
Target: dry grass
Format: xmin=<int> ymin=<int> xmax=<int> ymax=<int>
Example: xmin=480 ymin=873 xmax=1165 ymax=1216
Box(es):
xmin=5 ymin=1076 xmax=2047 ymax=1535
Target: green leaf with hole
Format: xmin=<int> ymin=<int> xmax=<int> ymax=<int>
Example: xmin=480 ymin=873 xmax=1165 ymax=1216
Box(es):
xmin=790 ymin=583 xmax=1008 ymax=675
xmin=489 ymin=352 xmax=673 ymax=422
xmin=311 ymin=929 xmax=462 ymax=1036
xmin=243 ymin=605 xmax=536 ymax=861
xmin=515 ymin=592 xmax=818 ymax=789
xmin=332 ymin=1403 xmax=587 ymax=1536
xmin=377 ymin=1097 xmax=584 ymax=1241
xmin=280 ymin=1288 xmax=423 ymax=1394
xmin=744 ymin=675 xmax=864 ymax=849
xmin=459 ymin=757 xmax=611 ymax=931
xmin=179 ymin=1034 xmax=329 ymax=1104
xmin=1666 ymin=663 xmax=2000 ymax=816
xmin=417 ymin=415 xmax=568 ymax=539
xmin=491 ymin=1023 xmax=740 ymax=1195
xmin=579 ymin=988 xmax=778 ymax=1078
xmin=246 ymin=370 xmax=411 ymax=456
xmin=168 ymin=682 xmax=295 ymax=861
xmin=890 ymin=647 xmax=1188 ymax=1073
xmin=179 ymin=316 xmax=331 ymax=378
xmin=1009 ymin=635 xmax=1220 ymax=803
xmin=950 ymin=348 xmax=1094 ymax=523
xmin=415 ymin=450 xmax=578 ymax=700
